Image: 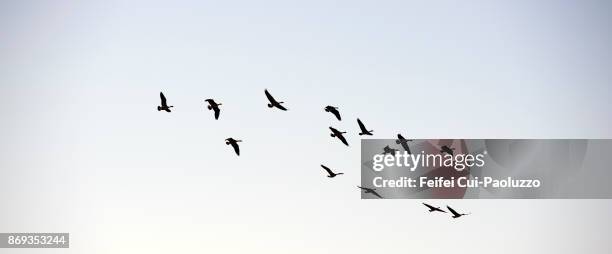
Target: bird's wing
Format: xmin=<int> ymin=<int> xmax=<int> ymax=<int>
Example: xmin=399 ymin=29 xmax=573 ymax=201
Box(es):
xmin=275 ymin=103 xmax=287 ymax=111
xmin=265 ymin=89 xmax=277 ymax=104
xmin=320 ymin=165 xmax=333 ymax=175
xmin=447 ymin=206 xmax=460 ymax=216
xmin=398 ymin=134 xmax=405 ymax=140
xmin=338 ymin=134 xmax=349 ymax=146
xmin=331 ymin=109 xmax=341 ymax=120
xmin=160 ymin=92 xmax=168 ymax=107
xmin=231 ymin=142 xmax=240 ymax=155
xmin=423 ymin=203 xmax=435 ymax=210
xmin=214 ymin=108 xmax=220 ymax=119
xmin=371 ymin=190 xmax=383 ymax=198
xmin=357 ymin=119 xmax=367 ymax=131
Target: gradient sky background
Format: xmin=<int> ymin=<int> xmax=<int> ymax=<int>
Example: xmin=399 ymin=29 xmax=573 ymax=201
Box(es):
xmin=1 ymin=0 xmax=611 ymax=253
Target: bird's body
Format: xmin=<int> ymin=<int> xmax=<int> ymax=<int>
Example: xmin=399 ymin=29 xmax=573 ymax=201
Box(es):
xmin=440 ymin=145 xmax=455 ymax=155
xmin=265 ymin=89 xmax=287 ymax=111
xmin=447 ymin=206 xmax=470 ymax=218
xmin=158 ymin=92 xmax=174 ymax=112
xmin=357 ymin=118 xmax=374 ymax=135
xmin=357 ymin=186 xmax=383 ymax=199
xmin=329 ymin=127 xmax=349 ymax=146
xmin=423 ymin=203 xmax=447 ymax=213
xmin=225 ymin=138 xmax=242 ymax=156
xmin=320 ymin=164 xmax=344 ymax=178
xmin=205 ymin=99 xmax=222 ymax=120
xmin=382 ymin=145 xmax=398 ymax=155
xmin=396 ymin=134 xmax=413 ymax=154
xmin=324 ymin=106 xmax=341 ymax=121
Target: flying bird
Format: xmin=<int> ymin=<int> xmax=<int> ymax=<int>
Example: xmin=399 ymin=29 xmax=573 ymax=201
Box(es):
xmin=205 ymin=99 xmax=222 ymax=120
xmin=264 ymin=89 xmax=287 ymax=111
xmin=382 ymin=145 xmax=398 ymax=155
xmin=447 ymin=206 xmax=470 ymax=218
xmin=423 ymin=203 xmax=447 ymax=213
xmin=320 ymin=164 xmax=344 ymax=178
xmin=157 ymin=92 xmax=174 ymax=112
xmin=395 ymin=134 xmax=413 ymax=154
xmin=329 ymin=127 xmax=349 ymax=146
xmin=225 ymin=138 xmax=242 ymax=156
xmin=440 ymin=145 xmax=455 ymax=155
xmin=357 ymin=186 xmax=383 ymax=199
xmin=357 ymin=118 xmax=374 ymax=136
xmin=324 ymin=106 xmax=341 ymax=121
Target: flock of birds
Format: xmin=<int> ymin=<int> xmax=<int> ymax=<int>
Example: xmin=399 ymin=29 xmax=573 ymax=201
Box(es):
xmin=157 ymin=89 xmax=470 ymax=218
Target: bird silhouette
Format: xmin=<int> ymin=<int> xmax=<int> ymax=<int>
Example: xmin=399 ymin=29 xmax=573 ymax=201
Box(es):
xmin=324 ymin=106 xmax=341 ymax=121
xmin=357 ymin=118 xmax=374 ymax=136
xmin=423 ymin=203 xmax=447 ymax=213
xmin=205 ymin=99 xmax=222 ymax=120
xmin=382 ymin=145 xmax=398 ymax=155
xmin=440 ymin=145 xmax=455 ymax=155
xmin=157 ymin=92 xmax=173 ymax=112
xmin=447 ymin=206 xmax=470 ymax=218
xmin=320 ymin=164 xmax=344 ymax=178
xmin=357 ymin=186 xmax=383 ymax=199
xmin=225 ymin=138 xmax=242 ymax=156
xmin=395 ymin=134 xmax=413 ymax=154
xmin=265 ymin=89 xmax=287 ymax=111
xmin=329 ymin=127 xmax=349 ymax=146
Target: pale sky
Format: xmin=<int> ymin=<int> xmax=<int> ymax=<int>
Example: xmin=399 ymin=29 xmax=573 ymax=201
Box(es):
xmin=1 ymin=0 xmax=611 ymax=253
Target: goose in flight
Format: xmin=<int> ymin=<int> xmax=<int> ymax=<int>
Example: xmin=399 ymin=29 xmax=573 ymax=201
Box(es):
xmin=395 ymin=134 xmax=413 ymax=154
xmin=447 ymin=206 xmax=470 ymax=218
xmin=324 ymin=106 xmax=341 ymax=121
xmin=265 ymin=89 xmax=287 ymax=111
xmin=382 ymin=145 xmax=398 ymax=155
xmin=205 ymin=99 xmax=222 ymax=120
xmin=329 ymin=127 xmax=349 ymax=146
xmin=357 ymin=118 xmax=374 ymax=136
xmin=423 ymin=203 xmax=447 ymax=213
xmin=320 ymin=164 xmax=344 ymax=178
xmin=157 ymin=92 xmax=174 ymax=112
xmin=225 ymin=138 xmax=242 ymax=156
xmin=440 ymin=145 xmax=455 ymax=156
xmin=357 ymin=186 xmax=383 ymax=199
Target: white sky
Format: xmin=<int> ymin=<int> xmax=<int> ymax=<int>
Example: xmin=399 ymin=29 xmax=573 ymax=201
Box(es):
xmin=1 ymin=0 xmax=611 ymax=253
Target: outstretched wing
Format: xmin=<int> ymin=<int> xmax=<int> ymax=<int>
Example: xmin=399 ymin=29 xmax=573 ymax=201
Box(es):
xmin=231 ymin=142 xmax=240 ymax=156
xmin=337 ymin=133 xmax=349 ymax=146
xmin=357 ymin=118 xmax=367 ymax=132
xmin=331 ymin=108 xmax=341 ymax=120
xmin=213 ymin=107 xmax=220 ymax=120
xmin=423 ymin=203 xmax=435 ymax=210
xmin=265 ymin=89 xmax=278 ymax=104
xmin=275 ymin=103 xmax=287 ymax=111
xmin=160 ymin=92 xmax=168 ymax=107
xmin=370 ymin=190 xmax=383 ymax=199
xmin=320 ymin=165 xmax=334 ymax=175
xmin=447 ymin=206 xmax=460 ymax=217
